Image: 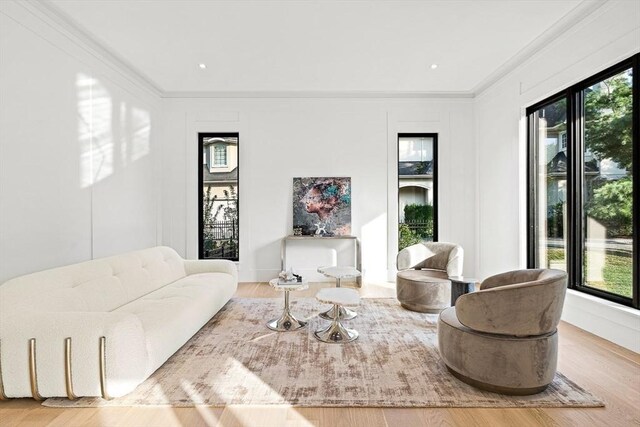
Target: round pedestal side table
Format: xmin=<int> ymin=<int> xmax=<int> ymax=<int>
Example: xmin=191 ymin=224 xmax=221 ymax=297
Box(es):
xmin=448 ymin=276 xmax=478 ymax=306
xmin=266 ymin=278 xmax=309 ymax=331
xmin=317 ymin=266 xmax=361 ymax=320
xmin=314 ymin=287 xmax=361 ymax=344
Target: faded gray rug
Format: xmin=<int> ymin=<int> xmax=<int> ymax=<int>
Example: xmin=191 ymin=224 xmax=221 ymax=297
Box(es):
xmin=43 ymin=298 xmax=603 ymax=408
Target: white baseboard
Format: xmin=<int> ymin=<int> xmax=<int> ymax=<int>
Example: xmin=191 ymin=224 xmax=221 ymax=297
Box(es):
xmin=562 ymin=289 xmax=640 ymax=353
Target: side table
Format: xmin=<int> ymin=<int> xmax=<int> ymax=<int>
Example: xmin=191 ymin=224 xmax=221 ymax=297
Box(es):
xmin=267 ymin=278 xmax=309 ymax=331
xmin=448 ymin=276 xmax=478 ymax=306
xmin=317 ymin=266 xmax=361 ymax=320
xmin=314 ymin=287 xmax=361 ymax=344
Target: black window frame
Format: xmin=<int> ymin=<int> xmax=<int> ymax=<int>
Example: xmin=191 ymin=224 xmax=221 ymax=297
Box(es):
xmin=526 ymin=53 xmax=639 ymax=309
xmin=198 ymin=132 xmax=240 ymax=261
xmin=398 ymin=133 xmax=439 ymax=243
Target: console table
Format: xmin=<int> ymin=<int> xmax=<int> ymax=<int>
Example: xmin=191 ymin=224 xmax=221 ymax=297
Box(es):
xmin=281 ymin=235 xmax=362 ymax=286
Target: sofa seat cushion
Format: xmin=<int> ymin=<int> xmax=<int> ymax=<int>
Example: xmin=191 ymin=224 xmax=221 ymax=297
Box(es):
xmin=115 ymin=272 xmax=236 ymax=375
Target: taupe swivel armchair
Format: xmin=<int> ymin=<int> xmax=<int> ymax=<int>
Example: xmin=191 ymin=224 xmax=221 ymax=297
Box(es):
xmin=437 ymin=269 xmax=568 ymax=395
xmin=396 ymin=242 xmax=463 ymax=312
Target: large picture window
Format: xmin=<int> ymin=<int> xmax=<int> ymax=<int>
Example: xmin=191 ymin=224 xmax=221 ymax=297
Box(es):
xmin=527 ymin=54 xmax=639 ymax=308
xmin=199 ymin=133 xmax=239 ymax=261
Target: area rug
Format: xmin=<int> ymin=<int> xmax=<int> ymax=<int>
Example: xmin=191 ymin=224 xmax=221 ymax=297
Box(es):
xmin=43 ymin=298 xmax=603 ymax=408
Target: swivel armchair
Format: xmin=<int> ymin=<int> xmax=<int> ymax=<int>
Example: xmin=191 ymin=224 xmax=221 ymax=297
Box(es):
xmin=438 ymin=268 xmax=568 ymax=395
xmin=396 ymin=242 xmax=463 ymax=313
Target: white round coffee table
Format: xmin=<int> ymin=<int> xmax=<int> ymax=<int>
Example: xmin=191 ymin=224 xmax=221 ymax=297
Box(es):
xmin=267 ymin=278 xmax=309 ymax=331
xmin=314 ymin=287 xmax=361 ymax=343
xmin=317 ymin=266 xmax=361 ymax=320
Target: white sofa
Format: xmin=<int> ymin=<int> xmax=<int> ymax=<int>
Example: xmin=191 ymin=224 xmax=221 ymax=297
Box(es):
xmin=0 ymin=246 xmax=237 ymax=399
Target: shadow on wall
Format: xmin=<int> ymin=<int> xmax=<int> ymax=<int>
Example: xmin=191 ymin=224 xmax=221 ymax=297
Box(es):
xmin=76 ymin=73 xmax=151 ymax=188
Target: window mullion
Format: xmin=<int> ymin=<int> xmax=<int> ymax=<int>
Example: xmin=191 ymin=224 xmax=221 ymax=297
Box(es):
xmin=526 ymin=114 xmax=537 ymax=269
xmin=633 ymin=55 xmax=639 ymax=309
xmin=568 ymin=88 xmax=584 ymax=291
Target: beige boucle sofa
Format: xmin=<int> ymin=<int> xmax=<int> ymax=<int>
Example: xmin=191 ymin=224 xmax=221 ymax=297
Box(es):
xmin=0 ymin=246 xmax=237 ymax=399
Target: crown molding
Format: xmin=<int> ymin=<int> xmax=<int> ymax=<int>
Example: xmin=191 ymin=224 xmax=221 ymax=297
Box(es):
xmin=20 ymin=0 xmax=163 ymax=98
xmin=161 ymin=90 xmax=475 ymax=99
xmin=472 ymin=0 xmax=609 ymax=97
xmin=9 ymin=0 xmax=609 ymax=101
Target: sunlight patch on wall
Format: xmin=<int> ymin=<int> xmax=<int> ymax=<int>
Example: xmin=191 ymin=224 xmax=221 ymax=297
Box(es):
xmin=361 ymin=213 xmax=388 ymax=281
xmin=78 ymin=74 xmax=152 ymax=188
xmin=119 ymin=102 xmax=129 ymax=167
xmin=131 ymin=106 xmax=151 ymax=162
xmin=77 ymin=74 xmax=93 ymax=188
xmin=91 ymin=77 xmax=113 ymax=184
xmin=77 ymin=73 xmax=113 ymax=188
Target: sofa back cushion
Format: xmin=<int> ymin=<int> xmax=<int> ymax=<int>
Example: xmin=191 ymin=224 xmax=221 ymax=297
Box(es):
xmin=0 ymin=247 xmax=186 ymax=316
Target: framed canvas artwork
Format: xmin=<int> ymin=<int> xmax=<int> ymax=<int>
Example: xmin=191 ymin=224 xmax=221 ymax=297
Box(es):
xmin=293 ymin=177 xmax=351 ymax=236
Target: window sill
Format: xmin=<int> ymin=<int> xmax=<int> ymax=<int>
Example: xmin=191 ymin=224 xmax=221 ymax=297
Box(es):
xmin=562 ymin=289 xmax=640 ymax=352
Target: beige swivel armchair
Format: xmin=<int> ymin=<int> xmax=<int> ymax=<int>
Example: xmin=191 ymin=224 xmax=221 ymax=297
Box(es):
xmin=396 ymin=242 xmax=464 ymax=312
xmin=438 ymin=268 xmax=568 ymax=395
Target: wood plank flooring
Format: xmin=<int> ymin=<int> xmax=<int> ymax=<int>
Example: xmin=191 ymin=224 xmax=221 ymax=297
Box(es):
xmin=1 ymin=282 xmax=638 ymax=427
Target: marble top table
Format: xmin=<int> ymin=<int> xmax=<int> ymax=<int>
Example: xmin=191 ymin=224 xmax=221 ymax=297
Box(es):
xmin=266 ymin=278 xmax=309 ymax=331
xmin=317 ymin=266 xmax=361 ymax=284
xmin=316 ymin=287 xmax=361 ymax=306
xmin=314 ymin=287 xmax=361 ymax=344
xmin=317 ymin=266 xmax=361 ymax=320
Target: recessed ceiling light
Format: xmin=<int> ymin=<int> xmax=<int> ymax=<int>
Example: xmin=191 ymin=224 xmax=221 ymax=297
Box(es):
xmin=430 ymin=64 xmax=438 ymax=70
xmin=198 ymin=63 xmax=207 ymax=69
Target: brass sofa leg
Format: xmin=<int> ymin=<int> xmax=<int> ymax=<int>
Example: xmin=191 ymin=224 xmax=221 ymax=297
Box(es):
xmin=99 ymin=336 xmax=110 ymax=400
xmin=64 ymin=338 xmax=77 ymax=400
xmin=0 ymin=340 xmax=8 ymax=400
xmin=29 ymin=338 xmax=43 ymax=401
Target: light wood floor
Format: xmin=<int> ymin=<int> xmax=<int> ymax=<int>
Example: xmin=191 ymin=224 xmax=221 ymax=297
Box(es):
xmin=1 ymin=282 xmax=638 ymax=427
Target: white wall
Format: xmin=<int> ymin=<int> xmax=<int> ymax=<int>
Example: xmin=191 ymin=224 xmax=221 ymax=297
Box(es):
xmin=475 ymin=0 xmax=640 ymax=351
xmin=161 ymin=97 xmax=476 ymax=283
xmin=0 ymin=1 xmax=161 ymax=283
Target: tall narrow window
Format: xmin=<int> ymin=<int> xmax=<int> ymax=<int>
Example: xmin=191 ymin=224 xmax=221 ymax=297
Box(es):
xmin=398 ymin=134 xmax=438 ymax=249
xmin=199 ymin=133 xmax=239 ymax=261
xmin=527 ymin=54 xmax=638 ymax=309
xmin=529 ymin=97 xmax=568 ymax=272
xmin=582 ymin=68 xmax=634 ymax=299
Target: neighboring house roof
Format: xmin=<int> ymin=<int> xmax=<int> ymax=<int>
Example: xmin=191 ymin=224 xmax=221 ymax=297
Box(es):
xmin=203 ymin=137 xmax=238 ymax=147
xmin=399 ymin=161 xmax=433 ymax=176
xmin=547 ymin=151 xmax=567 ymax=176
xmin=203 ymin=167 xmax=238 ymax=184
xmin=547 ymin=151 xmax=599 ymax=176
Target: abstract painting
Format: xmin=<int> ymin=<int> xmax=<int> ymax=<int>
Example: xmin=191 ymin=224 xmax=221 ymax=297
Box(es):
xmin=293 ymin=177 xmax=351 ymax=236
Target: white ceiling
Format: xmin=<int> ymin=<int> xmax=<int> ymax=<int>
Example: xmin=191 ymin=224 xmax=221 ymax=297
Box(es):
xmin=47 ymin=0 xmax=589 ymax=95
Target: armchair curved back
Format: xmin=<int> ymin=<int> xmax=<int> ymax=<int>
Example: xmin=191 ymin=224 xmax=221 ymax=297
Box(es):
xmin=396 ymin=242 xmax=463 ymax=277
xmin=455 ymin=269 xmax=567 ymax=337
